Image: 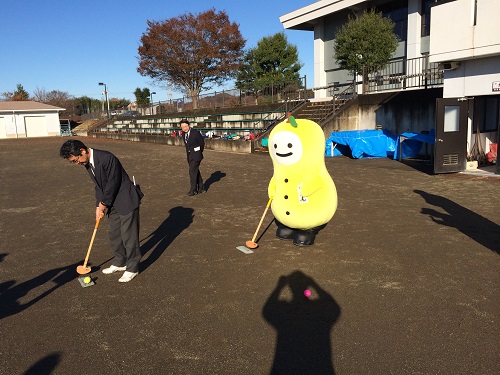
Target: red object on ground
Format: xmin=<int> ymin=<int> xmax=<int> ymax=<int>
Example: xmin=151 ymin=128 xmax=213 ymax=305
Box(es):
xmin=486 ymin=143 xmax=497 ymax=163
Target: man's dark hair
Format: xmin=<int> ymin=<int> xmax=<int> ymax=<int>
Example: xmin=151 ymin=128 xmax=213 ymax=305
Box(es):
xmin=60 ymin=139 xmax=88 ymax=159
xmin=179 ymin=119 xmax=190 ymax=126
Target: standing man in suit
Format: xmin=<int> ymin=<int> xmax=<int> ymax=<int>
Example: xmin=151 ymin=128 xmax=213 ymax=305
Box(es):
xmin=180 ymin=119 xmax=205 ymax=196
xmin=59 ymin=140 xmax=144 ymax=282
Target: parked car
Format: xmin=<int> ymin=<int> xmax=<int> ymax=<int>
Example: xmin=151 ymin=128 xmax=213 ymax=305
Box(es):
xmin=118 ymin=110 xmax=141 ymax=117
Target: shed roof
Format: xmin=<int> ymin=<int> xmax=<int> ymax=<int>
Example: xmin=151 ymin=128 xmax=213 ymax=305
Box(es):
xmin=0 ymin=101 xmax=65 ymax=112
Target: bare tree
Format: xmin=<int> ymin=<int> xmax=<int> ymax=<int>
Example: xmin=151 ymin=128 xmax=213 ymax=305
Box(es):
xmin=32 ymin=87 xmax=49 ymax=102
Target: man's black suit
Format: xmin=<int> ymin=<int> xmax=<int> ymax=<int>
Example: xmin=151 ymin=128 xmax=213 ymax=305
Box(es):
xmin=183 ymin=128 xmax=205 ymax=194
xmin=86 ymin=148 xmax=143 ymax=273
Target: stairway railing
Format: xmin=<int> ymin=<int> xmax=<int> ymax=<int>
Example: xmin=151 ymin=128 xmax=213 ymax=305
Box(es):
xmin=254 ymin=99 xmax=308 ymax=138
xmin=305 ymin=83 xmax=356 ymax=125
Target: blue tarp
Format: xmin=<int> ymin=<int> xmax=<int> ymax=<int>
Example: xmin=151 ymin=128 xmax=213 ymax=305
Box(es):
xmin=325 ymin=129 xmax=435 ymax=160
xmin=394 ymin=131 xmax=435 ymax=160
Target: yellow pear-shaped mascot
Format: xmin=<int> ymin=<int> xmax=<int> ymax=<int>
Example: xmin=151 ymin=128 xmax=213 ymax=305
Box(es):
xmin=268 ymin=116 xmax=337 ymax=246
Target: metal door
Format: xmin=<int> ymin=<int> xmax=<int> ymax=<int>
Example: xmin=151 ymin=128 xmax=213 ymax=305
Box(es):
xmin=434 ymin=98 xmax=468 ymax=173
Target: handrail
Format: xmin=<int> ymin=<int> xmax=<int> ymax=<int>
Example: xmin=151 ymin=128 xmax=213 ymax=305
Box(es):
xmin=253 ymin=99 xmax=309 ymax=139
xmin=306 ymin=83 xmax=355 ymax=124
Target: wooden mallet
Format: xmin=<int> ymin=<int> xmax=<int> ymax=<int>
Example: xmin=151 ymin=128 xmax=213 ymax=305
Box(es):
xmin=245 ymin=198 xmax=272 ymax=249
xmin=76 ymin=217 xmax=101 ymax=275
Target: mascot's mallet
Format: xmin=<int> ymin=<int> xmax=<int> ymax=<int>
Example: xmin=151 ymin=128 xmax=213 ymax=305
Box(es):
xmin=245 ymin=198 xmax=272 ymax=249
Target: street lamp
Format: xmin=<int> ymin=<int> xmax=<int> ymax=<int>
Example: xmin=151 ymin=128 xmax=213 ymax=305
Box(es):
xmin=150 ymin=91 xmax=156 ymax=115
xmin=98 ymin=82 xmax=110 ymax=118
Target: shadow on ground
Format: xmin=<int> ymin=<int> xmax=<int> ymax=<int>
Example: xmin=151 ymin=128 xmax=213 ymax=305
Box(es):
xmin=263 ymin=270 xmax=341 ymax=375
xmin=415 ymin=189 xmax=500 ymax=254
xmin=24 ymin=353 xmax=61 ymax=375
xmin=402 ymin=159 xmax=434 ymax=175
xmin=139 ymin=206 xmax=194 ymax=271
xmin=0 ymin=262 xmax=79 ymax=320
xmin=204 ymin=170 xmax=226 ymax=191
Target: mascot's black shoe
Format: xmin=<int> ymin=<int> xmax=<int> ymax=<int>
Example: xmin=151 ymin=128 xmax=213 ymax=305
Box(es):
xmin=293 ymin=230 xmax=316 ymax=246
xmin=276 ymin=225 xmax=295 ymax=241
xmin=292 ymin=224 xmax=327 ymax=246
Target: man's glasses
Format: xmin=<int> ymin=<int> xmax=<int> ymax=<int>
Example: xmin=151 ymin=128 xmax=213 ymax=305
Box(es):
xmin=68 ymin=155 xmax=82 ymax=164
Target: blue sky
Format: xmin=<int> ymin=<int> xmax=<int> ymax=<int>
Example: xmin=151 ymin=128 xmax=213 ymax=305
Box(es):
xmin=0 ymin=0 xmax=314 ymax=103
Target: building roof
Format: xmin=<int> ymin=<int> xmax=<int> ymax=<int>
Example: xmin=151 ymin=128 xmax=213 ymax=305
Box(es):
xmin=280 ymin=0 xmax=366 ymax=30
xmin=0 ymin=101 xmax=65 ymax=112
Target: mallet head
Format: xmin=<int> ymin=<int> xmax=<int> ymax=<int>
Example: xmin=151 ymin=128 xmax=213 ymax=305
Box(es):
xmin=76 ymin=265 xmax=91 ymax=275
xmin=245 ymin=240 xmax=259 ymax=249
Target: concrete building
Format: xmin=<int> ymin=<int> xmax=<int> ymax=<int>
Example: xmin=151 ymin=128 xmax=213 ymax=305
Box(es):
xmin=281 ymin=0 xmax=499 ymax=173
xmin=0 ymin=101 xmax=65 ymax=138
xmin=429 ymin=0 xmax=500 ymax=173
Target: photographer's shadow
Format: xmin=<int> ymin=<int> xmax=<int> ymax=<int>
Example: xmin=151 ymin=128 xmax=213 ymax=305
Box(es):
xmin=140 ymin=206 xmax=194 ymax=271
xmin=263 ymin=270 xmax=341 ymax=375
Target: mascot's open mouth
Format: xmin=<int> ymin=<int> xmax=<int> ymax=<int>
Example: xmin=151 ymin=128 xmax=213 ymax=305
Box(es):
xmin=276 ymin=152 xmax=293 ymax=157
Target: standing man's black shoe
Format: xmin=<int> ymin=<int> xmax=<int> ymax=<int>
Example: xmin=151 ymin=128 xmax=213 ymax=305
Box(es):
xmin=198 ymin=188 xmax=206 ymax=194
xmin=187 ymin=191 xmax=197 ymax=196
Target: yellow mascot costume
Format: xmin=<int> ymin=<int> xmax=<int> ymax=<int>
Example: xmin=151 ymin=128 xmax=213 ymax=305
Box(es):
xmin=268 ymin=115 xmax=337 ymax=246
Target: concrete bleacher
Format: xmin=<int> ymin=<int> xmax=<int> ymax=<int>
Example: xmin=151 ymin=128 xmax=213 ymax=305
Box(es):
xmin=99 ymin=108 xmax=287 ymax=137
xmin=204 ymin=109 xmax=285 ymax=134
xmin=92 ymin=103 xmax=293 ymax=153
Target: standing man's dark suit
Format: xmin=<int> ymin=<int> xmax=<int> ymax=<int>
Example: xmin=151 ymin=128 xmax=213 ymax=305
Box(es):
xmin=180 ymin=119 xmax=205 ymax=196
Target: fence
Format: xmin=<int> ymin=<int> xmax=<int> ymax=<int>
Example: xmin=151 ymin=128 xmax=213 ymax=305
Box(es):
xmin=314 ymin=55 xmax=443 ymax=99
xmin=80 ymin=55 xmax=444 ymax=121
xmin=154 ymin=76 xmax=309 ymax=114
xmin=365 ymin=55 xmax=443 ymax=93
xmin=80 ymin=77 xmax=309 ymax=120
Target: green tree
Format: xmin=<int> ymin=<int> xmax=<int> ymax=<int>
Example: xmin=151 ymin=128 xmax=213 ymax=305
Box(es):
xmin=334 ymin=9 xmax=398 ymax=77
xmin=3 ymin=84 xmax=31 ymax=101
xmin=134 ymin=88 xmax=151 ymax=111
xmin=109 ymin=98 xmax=131 ymax=110
xmin=236 ymin=32 xmax=303 ymax=92
xmin=13 ymin=84 xmax=30 ymax=101
xmin=137 ymin=8 xmax=245 ymax=109
xmin=75 ymin=96 xmax=102 ymax=115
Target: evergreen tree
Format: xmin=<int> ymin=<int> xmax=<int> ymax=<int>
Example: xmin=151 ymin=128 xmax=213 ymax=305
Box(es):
xmin=11 ymin=84 xmax=30 ymax=101
xmin=236 ymin=32 xmax=302 ymax=92
xmin=134 ymin=88 xmax=151 ymax=110
xmin=334 ymin=9 xmax=398 ymax=77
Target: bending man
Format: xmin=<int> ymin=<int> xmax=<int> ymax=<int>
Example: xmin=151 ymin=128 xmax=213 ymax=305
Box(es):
xmin=60 ymin=140 xmax=143 ymax=282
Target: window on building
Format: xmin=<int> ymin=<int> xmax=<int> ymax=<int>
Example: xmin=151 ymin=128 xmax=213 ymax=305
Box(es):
xmin=379 ymin=0 xmax=408 ymax=42
xmin=473 ymin=96 xmax=500 ymax=133
xmin=421 ymin=0 xmax=437 ymax=37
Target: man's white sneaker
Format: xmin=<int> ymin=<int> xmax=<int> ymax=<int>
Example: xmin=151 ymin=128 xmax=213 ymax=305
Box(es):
xmin=102 ymin=265 xmax=127 ymax=274
xmin=118 ymin=271 xmax=138 ymax=283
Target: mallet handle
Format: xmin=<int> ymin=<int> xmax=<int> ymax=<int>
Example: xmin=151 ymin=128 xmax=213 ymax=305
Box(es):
xmin=250 ymin=198 xmax=272 ymax=243
xmin=82 ymin=217 xmax=101 ymax=268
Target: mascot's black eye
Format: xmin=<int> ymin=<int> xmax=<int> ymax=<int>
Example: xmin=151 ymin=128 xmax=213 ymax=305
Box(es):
xmin=274 ymin=144 xmax=277 ymax=149
xmin=287 ymin=143 xmax=292 ymax=148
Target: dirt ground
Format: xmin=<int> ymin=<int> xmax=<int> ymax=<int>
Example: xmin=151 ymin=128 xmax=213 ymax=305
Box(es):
xmin=1 ymin=136 xmax=498 ymax=375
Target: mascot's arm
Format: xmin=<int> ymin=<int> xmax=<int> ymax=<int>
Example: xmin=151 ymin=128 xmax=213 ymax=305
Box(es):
xmin=268 ymin=177 xmax=276 ymax=199
xmin=299 ymin=175 xmax=323 ymax=197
